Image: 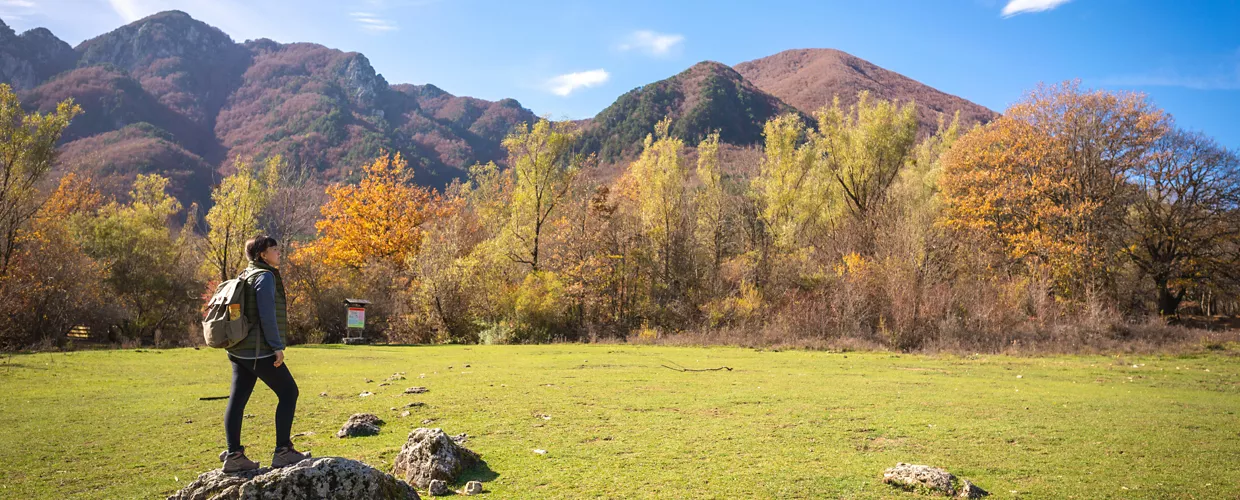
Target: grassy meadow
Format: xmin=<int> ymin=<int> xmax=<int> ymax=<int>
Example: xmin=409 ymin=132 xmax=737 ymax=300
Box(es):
xmin=1 ymin=344 xmax=1238 ymax=499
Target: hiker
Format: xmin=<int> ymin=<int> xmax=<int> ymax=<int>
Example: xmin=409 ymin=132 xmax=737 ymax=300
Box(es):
xmin=220 ymin=235 xmax=310 ymax=472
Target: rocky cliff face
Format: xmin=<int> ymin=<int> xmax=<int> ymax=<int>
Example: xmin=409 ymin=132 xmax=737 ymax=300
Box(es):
xmin=0 ymin=21 xmax=77 ymax=90
xmin=75 ymin=10 xmax=250 ymax=126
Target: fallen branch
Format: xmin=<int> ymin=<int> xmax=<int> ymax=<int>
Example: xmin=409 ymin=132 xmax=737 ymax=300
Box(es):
xmin=661 ymin=364 xmax=732 ymax=372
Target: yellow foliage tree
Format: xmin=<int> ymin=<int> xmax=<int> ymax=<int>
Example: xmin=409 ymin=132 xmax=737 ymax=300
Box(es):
xmin=752 ymin=113 xmax=830 ymax=249
xmin=0 ymin=84 xmax=82 ymax=276
xmin=203 ymin=156 xmax=272 ymax=282
xmin=626 ymin=117 xmax=689 ymax=283
xmin=503 ymin=119 xmax=582 ymax=271
xmin=815 ymin=91 xmax=918 ymax=218
xmin=694 ymin=131 xmax=728 ymax=275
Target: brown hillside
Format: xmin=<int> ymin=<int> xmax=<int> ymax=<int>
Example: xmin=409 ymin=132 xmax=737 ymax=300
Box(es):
xmin=735 ymin=49 xmax=997 ymax=134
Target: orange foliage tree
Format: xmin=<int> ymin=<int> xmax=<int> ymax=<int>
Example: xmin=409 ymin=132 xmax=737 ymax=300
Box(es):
xmin=309 ymin=153 xmax=443 ymax=271
xmin=940 ymin=81 xmax=1167 ymax=298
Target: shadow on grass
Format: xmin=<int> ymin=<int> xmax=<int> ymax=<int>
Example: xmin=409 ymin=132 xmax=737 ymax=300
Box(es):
xmin=456 ymin=460 xmax=500 ymax=485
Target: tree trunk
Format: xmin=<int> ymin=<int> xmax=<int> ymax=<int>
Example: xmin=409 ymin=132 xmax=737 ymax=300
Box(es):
xmin=1156 ymin=283 xmax=1185 ymax=316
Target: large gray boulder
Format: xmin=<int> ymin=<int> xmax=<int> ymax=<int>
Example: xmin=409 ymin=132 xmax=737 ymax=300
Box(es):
xmin=168 ymin=457 xmax=419 ymax=500
xmin=391 ymin=428 xmax=481 ymax=489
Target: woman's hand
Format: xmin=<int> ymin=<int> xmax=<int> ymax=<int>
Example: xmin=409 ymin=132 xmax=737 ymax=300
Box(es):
xmin=274 ymin=350 xmax=285 ymax=368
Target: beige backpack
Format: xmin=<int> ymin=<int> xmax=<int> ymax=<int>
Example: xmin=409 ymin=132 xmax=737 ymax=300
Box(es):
xmin=201 ymin=268 xmax=266 ymax=348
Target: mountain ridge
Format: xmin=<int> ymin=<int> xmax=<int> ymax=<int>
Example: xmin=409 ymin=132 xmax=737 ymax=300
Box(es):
xmin=3 ymin=12 xmax=997 ymax=211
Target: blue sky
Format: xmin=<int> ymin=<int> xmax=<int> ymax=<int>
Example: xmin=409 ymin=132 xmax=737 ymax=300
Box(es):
xmin=5 ymin=0 xmax=1239 ymax=147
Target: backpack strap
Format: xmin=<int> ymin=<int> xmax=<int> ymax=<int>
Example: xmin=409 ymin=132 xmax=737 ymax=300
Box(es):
xmin=238 ymin=267 xmax=272 ymax=284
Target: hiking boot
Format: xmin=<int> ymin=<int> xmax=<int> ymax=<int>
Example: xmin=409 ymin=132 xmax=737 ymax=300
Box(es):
xmin=219 ymin=448 xmax=260 ymax=473
xmin=271 ymin=446 xmax=311 ymax=468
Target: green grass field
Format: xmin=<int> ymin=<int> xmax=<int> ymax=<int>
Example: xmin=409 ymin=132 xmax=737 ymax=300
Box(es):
xmin=1 ymin=344 xmax=1238 ymax=499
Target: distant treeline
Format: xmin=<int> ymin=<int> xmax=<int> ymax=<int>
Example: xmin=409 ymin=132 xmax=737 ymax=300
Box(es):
xmin=2 ymin=81 xmax=1237 ymax=352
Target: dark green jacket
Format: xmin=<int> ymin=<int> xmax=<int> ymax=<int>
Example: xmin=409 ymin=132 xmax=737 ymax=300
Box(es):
xmin=226 ymin=260 xmax=289 ymax=359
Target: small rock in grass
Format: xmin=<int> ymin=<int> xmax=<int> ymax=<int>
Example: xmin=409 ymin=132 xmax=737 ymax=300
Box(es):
xmin=959 ymin=479 xmax=989 ymax=498
xmin=293 ymin=431 xmax=316 ymax=438
xmin=882 ymin=463 xmax=955 ymax=495
xmin=464 ymin=364 xmax=470 ymax=368
xmin=360 ymin=391 xmax=374 ymax=397
xmin=882 ymin=462 xmax=988 ymax=498
xmin=404 ymin=402 xmax=426 ymax=409
xmin=421 ymin=419 xmax=437 ymax=425
xmin=405 ymin=387 xmax=429 ymax=394
xmin=400 ymin=411 xmax=411 ymax=417
xmin=451 ymin=433 xmax=468 ymax=445
xmin=379 ymin=382 xmax=391 ymax=387
xmin=365 ymin=379 xmax=374 ymax=383
xmin=337 ymin=413 xmax=384 ymax=438
xmin=428 ymin=479 xmax=449 ymax=496
xmin=533 ymin=449 xmax=547 ymax=455
xmin=464 ymin=481 xmax=483 ymax=495
xmin=319 ymin=392 xmax=328 ymax=397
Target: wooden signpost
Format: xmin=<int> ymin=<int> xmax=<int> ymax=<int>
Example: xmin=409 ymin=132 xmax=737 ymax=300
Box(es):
xmin=343 ymin=298 xmax=371 ymax=345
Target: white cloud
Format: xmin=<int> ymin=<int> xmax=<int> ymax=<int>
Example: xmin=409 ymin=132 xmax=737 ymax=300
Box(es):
xmin=618 ymin=30 xmax=685 ymax=57
xmin=350 ymin=12 xmax=397 ymax=33
xmin=1001 ymin=0 xmax=1072 ymax=17
xmin=0 ymin=0 xmax=36 ymax=21
xmin=546 ymin=69 xmax=609 ymax=96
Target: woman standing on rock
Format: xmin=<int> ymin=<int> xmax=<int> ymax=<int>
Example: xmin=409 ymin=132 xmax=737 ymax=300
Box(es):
xmin=220 ymin=235 xmax=310 ymax=472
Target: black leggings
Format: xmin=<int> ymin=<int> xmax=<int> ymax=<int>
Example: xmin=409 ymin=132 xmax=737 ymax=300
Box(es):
xmin=225 ymin=354 xmax=299 ymax=453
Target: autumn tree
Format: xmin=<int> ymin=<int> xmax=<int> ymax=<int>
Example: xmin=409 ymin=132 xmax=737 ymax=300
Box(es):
xmin=815 ymin=91 xmax=918 ymax=218
xmin=76 ymin=174 xmax=202 ymax=342
xmin=626 ymin=117 xmax=690 ymax=285
xmin=1124 ymin=129 xmax=1240 ymax=315
xmin=940 ymin=82 xmax=1167 ymax=298
xmin=203 ymin=156 xmax=271 ymax=282
xmin=261 ymin=154 xmax=323 ymax=241
xmin=503 ymin=119 xmax=583 ymax=271
xmin=0 ymin=84 xmax=81 ymax=276
xmin=896 ymin=112 xmax=962 ymax=212
xmin=311 ymin=153 xmax=440 ymax=271
xmin=1008 ymin=81 xmax=1168 ymax=292
xmin=751 ymin=113 xmax=830 ymax=250
xmin=0 ymin=174 xmax=113 ymax=349
xmin=694 ymin=131 xmax=730 ymax=278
